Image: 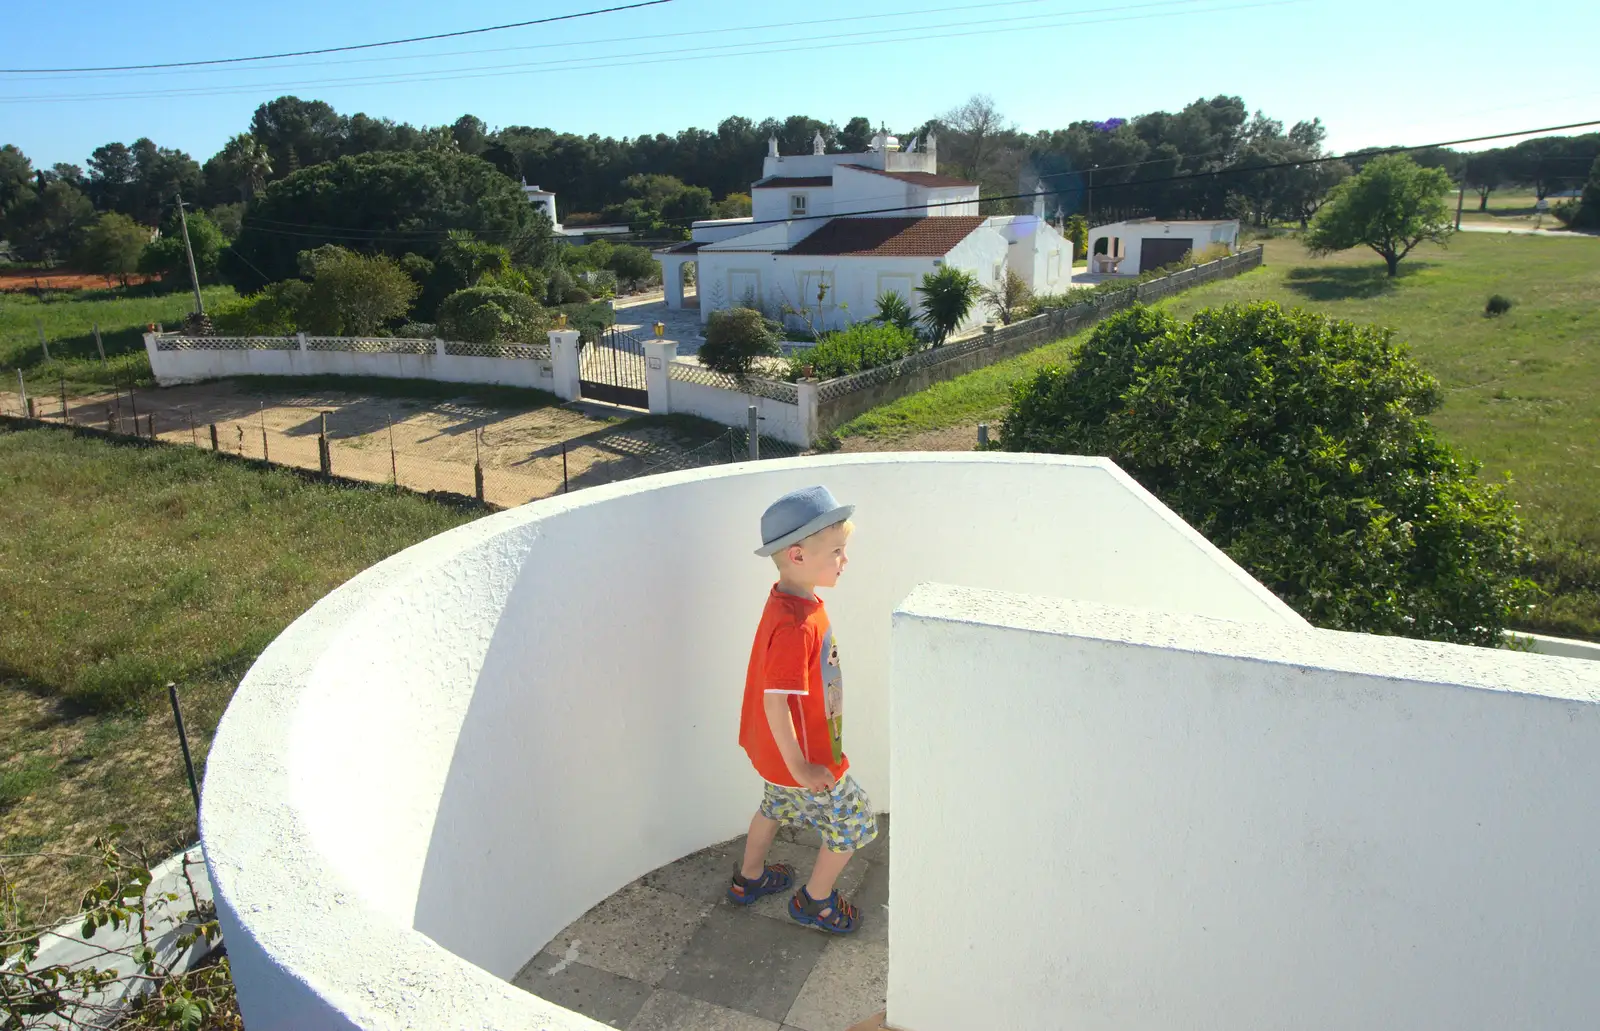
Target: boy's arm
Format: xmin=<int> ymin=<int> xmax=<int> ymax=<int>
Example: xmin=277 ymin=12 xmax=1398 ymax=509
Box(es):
xmin=764 ymin=694 xmax=833 ymax=791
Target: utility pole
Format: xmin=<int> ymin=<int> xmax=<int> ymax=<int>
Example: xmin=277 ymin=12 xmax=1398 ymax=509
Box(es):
xmin=175 ymin=192 xmax=205 ymax=316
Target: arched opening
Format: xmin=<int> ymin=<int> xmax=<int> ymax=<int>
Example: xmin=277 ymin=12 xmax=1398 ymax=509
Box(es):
xmin=681 ymin=260 xmax=698 ymax=309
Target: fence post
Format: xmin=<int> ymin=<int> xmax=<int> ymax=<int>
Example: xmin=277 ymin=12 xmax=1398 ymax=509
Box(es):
xmin=795 ymin=378 xmax=819 ymax=448
xmin=387 ymin=416 xmax=398 ymax=485
xmin=978 ymin=423 xmax=989 ymax=448
xmin=106 ymin=404 xmax=114 ymax=433
xmin=548 ymin=328 xmax=583 ymax=402
xmin=747 ymin=405 xmax=760 ymax=461
xmin=318 ymin=412 xmax=331 ymax=476
xmin=474 ymin=428 xmax=485 ymax=504
xmin=561 ymin=440 xmax=569 ymax=493
xmin=128 ymin=385 xmax=139 ymax=426
xmin=147 ymin=413 xmax=155 ymax=439
xmin=296 ymin=332 xmax=309 ymax=353
xmin=260 ymin=405 xmax=270 ymax=464
xmin=642 ymin=338 xmax=676 ymax=415
xmin=93 ymin=323 xmax=106 ymax=361
xmin=166 ymin=683 xmax=202 ymax=825
xmin=26 ymin=397 xmax=35 ymax=419
xmin=15 ymin=369 xmax=24 ymax=412
xmin=36 ymin=318 xmax=49 ymax=362
xmin=60 ymin=377 xmax=68 ymax=424
xmin=209 ymin=423 xmax=219 ymax=451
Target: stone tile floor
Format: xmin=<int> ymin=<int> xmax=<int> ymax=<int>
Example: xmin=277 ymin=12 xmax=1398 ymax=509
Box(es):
xmin=513 ymin=818 xmax=889 ymax=1031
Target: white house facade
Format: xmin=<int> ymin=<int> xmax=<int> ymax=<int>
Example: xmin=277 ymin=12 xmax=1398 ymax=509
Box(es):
xmin=1087 ymin=217 xmax=1241 ymax=275
xmin=656 ymin=131 xmax=1074 ymax=335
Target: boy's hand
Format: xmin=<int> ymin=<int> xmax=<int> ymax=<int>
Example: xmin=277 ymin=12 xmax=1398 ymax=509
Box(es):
xmin=793 ymin=763 xmax=836 ymax=793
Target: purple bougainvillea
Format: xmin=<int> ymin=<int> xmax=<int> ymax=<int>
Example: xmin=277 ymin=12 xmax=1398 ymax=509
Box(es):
xmin=1090 ymin=118 xmax=1126 ymax=133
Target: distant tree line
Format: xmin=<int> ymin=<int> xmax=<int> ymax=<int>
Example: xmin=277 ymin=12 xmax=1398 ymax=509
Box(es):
xmin=4 ymin=93 xmax=1595 ymax=275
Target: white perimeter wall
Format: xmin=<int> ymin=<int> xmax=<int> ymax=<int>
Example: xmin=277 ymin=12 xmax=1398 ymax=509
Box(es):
xmin=890 ymin=584 xmax=1600 ymax=1031
xmin=145 ymin=339 xmax=555 ymax=391
xmin=203 ymin=453 xmax=1301 ymax=1031
xmin=663 ymin=368 xmax=808 ymax=446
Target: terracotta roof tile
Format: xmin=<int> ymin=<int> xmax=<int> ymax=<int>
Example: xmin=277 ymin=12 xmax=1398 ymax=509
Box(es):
xmin=781 ymin=216 xmax=986 ymax=257
xmin=839 ymin=164 xmax=978 ymax=188
xmin=752 ymin=176 xmax=834 ymax=189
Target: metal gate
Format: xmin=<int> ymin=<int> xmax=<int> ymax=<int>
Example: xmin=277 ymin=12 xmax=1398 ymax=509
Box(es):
xmin=579 ymin=326 xmax=649 ymax=409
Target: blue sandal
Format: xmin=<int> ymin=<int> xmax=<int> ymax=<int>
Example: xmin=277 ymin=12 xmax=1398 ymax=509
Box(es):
xmin=788 ymin=888 xmax=861 ymax=934
xmin=727 ymin=863 xmax=795 ymax=906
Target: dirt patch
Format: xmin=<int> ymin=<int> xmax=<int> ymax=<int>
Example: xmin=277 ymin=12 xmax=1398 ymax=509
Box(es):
xmin=0 ymin=379 xmax=732 ymax=507
xmin=0 ymin=270 xmax=161 ymax=292
xmin=833 ymin=423 xmax=985 ymax=453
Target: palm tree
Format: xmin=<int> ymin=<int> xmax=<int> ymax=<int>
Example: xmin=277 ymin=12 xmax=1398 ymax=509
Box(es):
xmin=220 ymin=134 xmax=272 ymax=202
xmin=915 ymin=267 xmax=981 ymax=345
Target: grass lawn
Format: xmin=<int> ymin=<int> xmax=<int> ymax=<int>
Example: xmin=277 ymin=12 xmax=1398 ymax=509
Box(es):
xmin=0 ymin=426 xmax=478 ymax=912
xmin=1 ymin=283 xmax=236 ymax=394
xmin=838 ymin=233 xmax=1600 ymax=638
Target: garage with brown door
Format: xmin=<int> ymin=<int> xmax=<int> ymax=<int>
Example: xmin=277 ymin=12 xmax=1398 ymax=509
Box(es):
xmin=1139 ymin=237 xmax=1193 ymax=273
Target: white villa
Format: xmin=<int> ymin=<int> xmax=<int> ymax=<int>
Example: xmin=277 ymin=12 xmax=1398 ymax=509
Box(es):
xmin=1087 ymin=217 xmax=1241 ymax=275
xmin=655 ymin=131 xmax=1075 ymax=335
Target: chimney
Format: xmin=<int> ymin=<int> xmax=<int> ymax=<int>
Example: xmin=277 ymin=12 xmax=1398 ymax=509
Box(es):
xmin=812 ymin=130 xmax=825 ymax=156
xmin=767 ymin=135 xmax=779 ymax=158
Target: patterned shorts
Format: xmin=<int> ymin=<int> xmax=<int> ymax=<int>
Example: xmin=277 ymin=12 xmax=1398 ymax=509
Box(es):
xmin=760 ymin=775 xmax=878 ymax=853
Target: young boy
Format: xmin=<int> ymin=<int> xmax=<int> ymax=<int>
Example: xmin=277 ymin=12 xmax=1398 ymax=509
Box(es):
xmin=729 ymin=485 xmax=877 ymax=935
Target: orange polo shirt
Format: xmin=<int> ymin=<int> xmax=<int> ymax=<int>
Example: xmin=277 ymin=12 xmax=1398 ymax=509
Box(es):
xmin=738 ymin=585 xmax=848 ymax=788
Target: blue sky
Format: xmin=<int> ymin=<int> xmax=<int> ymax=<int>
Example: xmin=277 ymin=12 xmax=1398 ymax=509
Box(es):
xmin=4 ymin=0 xmax=1597 ymax=169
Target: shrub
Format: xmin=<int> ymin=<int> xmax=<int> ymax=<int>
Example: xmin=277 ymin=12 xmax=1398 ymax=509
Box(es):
xmin=295 ymin=245 xmax=419 ymax=336
xmin=437 ymin=286 xmax=551 ymax=343
xmin=557 ymin=300 xmax=615 ymax=344
xmin=701 ymin=307 xmax=780 ymax=375
xmin=582 ymin=268 xmax=619 ymax=297
xmin=1485 ymin=294 xmax=1514 ymax=317
xmin=982 ymin=267 xmax=1032 ymax=326
xmin=1062 ymin=214 xmax=1088 ymax=261
xmin=544 ymin=266 xmax=576 ymax=306
xmin=998 ymin=301 xmax=1535 ymax=646
xmin=563 ymin=286 xmax=593 ymax=304
xmin=791 ymin=322 xmax=916 ymax=380
xmin=212 ymin=279 xmax=311 ymax=335
xmin=397 ymin=321 xmax=437 ymax=339
xmin=607 ymin=244 xmax=660 ymax=290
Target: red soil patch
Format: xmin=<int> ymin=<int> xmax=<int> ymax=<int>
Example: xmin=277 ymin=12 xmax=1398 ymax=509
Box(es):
xmin=0 ymin=270 xmax=160 ymax=291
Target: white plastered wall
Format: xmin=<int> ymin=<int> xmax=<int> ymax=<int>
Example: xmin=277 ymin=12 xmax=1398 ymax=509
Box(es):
xmin=203 ymin=453 xmax=1302 ymax=1030
xmin=890 ymin=585 xmax=1600 ymax=1031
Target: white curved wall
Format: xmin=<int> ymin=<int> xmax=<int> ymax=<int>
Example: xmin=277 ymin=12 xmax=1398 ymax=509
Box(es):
xmin=202 ymin=453 xmax=1302 ymax=1030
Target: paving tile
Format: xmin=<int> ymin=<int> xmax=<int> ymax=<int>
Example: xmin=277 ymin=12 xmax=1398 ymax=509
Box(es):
xmin=545 ymin=883 xmax=711 ymax=985
xmin=661 ymin=904 xmax=830 ymax=1023
xmin=849 ymin=859 xmax=890 ymax=944
xmin=512 ymin=950 xmax=653 ymax=1029
xmin=628 ymin=989 xmax=781 ymax=1031
xmin=783 ymin=935 xmax=888 ymax=1031
xmin=643 ymin=841 xmax=743 ymax=904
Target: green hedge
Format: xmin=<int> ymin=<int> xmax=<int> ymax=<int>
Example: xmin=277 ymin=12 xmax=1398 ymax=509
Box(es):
xmin=790 ymin=322 xmax=917 ymax=381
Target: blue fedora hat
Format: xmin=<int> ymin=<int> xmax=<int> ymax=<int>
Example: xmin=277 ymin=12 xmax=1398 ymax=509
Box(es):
xmin=755 ymin=485 xmax=854 ymax=557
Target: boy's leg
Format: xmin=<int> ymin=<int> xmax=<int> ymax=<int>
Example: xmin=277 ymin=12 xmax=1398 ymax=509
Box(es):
xmin=739 ymin=810 xmax=782 ymax=881
xmin=804 ymin=846 xmax=854 ymax=904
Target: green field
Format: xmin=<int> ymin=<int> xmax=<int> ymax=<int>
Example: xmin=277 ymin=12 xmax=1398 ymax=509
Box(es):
xmin=0 ymin=427 xmax=477 ymax=908
xmin=839 ymin=233 xmax=1600 ymax=639
xmin=1 ymin=283 xmax=236 ymax=393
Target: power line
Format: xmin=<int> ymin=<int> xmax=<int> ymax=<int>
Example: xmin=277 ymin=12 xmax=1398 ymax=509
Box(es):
xmin=0 ymin=0 xmax=677 ymax=74
xmin=0 ymin=0 xmax=1079 ymax=83
xmin=231 ymin=118 xmax=1600 ymax=246
xmin=0 ymin=0 xmax=1301 ymax=104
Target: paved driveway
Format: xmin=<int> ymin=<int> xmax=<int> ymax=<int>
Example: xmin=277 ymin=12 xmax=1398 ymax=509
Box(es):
xmin=615 ymin=298 xmax=708 ymax=355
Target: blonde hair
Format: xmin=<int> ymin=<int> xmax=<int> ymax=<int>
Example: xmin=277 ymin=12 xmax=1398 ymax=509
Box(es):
xmin=771 ymin=519 xmax=854 ymax=567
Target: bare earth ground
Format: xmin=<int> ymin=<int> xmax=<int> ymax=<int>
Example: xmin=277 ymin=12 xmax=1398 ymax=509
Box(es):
xmin=833 ymin=424 xmax=981 ymax=453
xmin=0 ymin=381 xmax=732 ymax=507
xmin=0 ymin=269 xmax=161 ymax=291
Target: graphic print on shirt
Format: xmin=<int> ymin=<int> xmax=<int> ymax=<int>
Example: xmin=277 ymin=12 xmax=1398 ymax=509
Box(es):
xmin=821 ymin=626 xmax=843 ymax=764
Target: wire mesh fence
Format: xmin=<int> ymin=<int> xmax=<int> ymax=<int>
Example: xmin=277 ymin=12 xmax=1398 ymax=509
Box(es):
xmin=0 ymin=372 xmax=811 ymax=510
